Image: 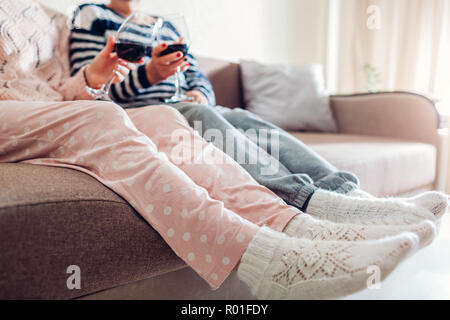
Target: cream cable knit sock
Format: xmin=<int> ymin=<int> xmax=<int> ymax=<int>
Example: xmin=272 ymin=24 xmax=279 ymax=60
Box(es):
xmin=284 ymin=214 xmax=436 ymax=249
xmin=306 ymin=190 xmax=446 ymax=226
xmin=406 ymin=192 xmax=449 ymax=220
xmin=237 ymin=227 xmax=419 ymax=300
xmin=347 ymin=190 xmax=449 ymax=219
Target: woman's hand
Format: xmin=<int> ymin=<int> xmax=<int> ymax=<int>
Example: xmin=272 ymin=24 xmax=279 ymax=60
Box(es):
xmin=145 ymin=43 xmax=190 ymax=85
xmin=186 ymin=90 xmax=209 ymax=105
xmin=84 ymin=35 xmax=140 ymax=89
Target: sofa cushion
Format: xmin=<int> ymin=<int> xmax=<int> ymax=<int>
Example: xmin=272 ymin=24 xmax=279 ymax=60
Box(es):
xmin=0 ymin=163 xmax=186 ymax=299
xmin=292 ymin=133 xmax=437 ymax=196
xmin=240 ymin=60 xmax=337 ymax=132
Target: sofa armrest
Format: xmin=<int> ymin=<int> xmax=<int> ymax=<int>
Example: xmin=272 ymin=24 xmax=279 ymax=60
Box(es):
xmin=331 ymin=92 xmax=441 ymax=142
xmin=330 ymin=92 xmax=448 ymax=191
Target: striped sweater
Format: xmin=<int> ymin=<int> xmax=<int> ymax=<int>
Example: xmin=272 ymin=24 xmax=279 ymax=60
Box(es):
xmin=70 ymin=3 xmax=216 ymax=108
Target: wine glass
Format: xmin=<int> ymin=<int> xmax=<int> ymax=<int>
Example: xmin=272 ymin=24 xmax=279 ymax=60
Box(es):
xmin=158 ymin=14 xmax=194 ymax=104
xmin=87 ymin=12 xmax=163 ymax=100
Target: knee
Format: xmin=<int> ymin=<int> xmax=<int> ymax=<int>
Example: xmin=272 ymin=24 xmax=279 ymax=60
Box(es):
xmin=80 ymin=101 xmax=137 ymax=139
xmin=221 ymin=107 xmax=254 ymax=123
xmin=151 ymin=105 xmax=188 ymax=125
xmin=178 ymin=103 xmax=217 ymax=121
xmin=83 ymin=101 xmax=127 ymax=124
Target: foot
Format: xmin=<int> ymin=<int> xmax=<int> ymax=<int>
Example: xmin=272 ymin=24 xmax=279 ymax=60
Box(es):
xmin=238 ymin=227 xmax=419 ymax=300
xmin=306 ymin=190 xmax=442 ymax=226
xmin=405 ymin=192 xmax=449 ymax=220
xmin=284 ymin=214 xmax=436 ymax=249
xmin=347 ymin=190 xmax=448 ymax=220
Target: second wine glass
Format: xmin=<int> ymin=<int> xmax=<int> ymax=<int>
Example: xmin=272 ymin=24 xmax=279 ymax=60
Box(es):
xmin=158 ymin=13 xmax=194 ymax=104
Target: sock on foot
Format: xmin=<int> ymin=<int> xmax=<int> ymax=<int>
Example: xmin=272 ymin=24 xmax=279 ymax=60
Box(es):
xmin=404 ymin=192 xmax=449 ymax=220
xmin=347 ymin=190 xmax=448 ymax=220
xmin=284 ymin=214 xmax=436 ymax=249
xmin=306 ymin=190 xmax=437 ymax=226
xmin=237 ymin=227 xmax=419 ymax=300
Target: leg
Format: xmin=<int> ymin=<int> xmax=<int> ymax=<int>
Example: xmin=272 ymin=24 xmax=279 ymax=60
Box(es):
xmin=218 ymin=108 xmax=449 ymax=220
xmin=218 ymin=107 xmax=360 ymax=194
xmin=127 ymin=106 xmax=437 ymax=247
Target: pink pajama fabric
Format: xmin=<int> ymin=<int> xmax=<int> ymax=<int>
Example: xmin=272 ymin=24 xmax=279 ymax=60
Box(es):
xmin=0 ymin=100 xmax=299 ymax=289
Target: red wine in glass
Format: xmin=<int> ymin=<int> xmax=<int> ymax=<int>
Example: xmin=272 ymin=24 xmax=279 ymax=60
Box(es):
xmin=115 ymin=41 xmax=150 ymax=63
xmin=160 ymin=44 xmax=188 ymax=57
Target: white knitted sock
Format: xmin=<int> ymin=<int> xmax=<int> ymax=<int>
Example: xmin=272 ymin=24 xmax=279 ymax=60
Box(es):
xmin=306 ymin=190 xmax=440 ymax=226
xmin=284 ymin=214 xmax=436 ymax=249
xmin=237 ymin=227 xmax=419 ymax=300
xmin=404 ymin=192 xmax=449 ymax=220
xmin=347 ymin=190 xmax=448 ymax=219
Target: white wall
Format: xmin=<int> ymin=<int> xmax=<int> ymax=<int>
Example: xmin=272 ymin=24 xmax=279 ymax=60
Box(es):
xmin=39 ymin=0 xmax=329 ymax=66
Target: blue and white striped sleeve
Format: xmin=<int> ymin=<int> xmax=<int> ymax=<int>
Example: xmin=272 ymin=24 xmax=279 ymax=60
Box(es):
xmin=70 ymin=5 xmax=105 ymax=76
xmin=185 ymin=53 xmax=216 ymax=106
xmin=70 ymin=5 xmax=154 ymax=98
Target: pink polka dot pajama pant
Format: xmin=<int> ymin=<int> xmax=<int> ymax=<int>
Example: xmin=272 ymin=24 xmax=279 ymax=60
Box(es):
xmin=0 ymin=100 xmax=299 ymax=289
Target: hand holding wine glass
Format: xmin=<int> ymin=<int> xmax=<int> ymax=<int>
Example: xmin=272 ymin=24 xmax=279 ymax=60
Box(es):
xmin=185 ymin=90 xmax=208 ymax=105
xmin=156 ymin=14 xmax=195 ymax=104
xmin=145 ymin=41 xmax=190 ymax=85
xmin=86 ymin=12 xmax=161 ymax=100
xmin=85 ymin=35 xmax=140 ymax=90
